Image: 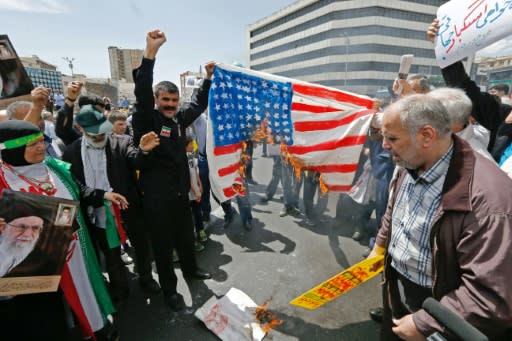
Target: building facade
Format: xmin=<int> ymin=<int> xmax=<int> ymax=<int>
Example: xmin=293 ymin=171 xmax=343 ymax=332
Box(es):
xmin=108 ymin=46 xmax=143 ymax=82
xmin=247 ymin=0 xmax=444 ymax=96
xmin=180 ymin=70 xmax=204 ymax=105
xmin=470 ymin=56 xmax=512 ymax=91
xmin=20 ymin=55 xmax=63 ymax=95
xmin=20 ymin=55 xmax=58 ymax=71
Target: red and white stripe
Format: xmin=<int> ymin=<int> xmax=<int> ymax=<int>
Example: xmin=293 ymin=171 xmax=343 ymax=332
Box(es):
xmin=208 ymin=64 xmax=374 ymax=202
xmin=61 ymin=235 xmax=104 ymax=338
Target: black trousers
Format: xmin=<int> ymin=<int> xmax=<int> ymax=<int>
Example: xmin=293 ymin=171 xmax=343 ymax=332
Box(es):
xmin=90 ymin=226 xmax=129 ymax=300
xmin=121 ymin=201 xmax=153 ymax=283
xmin=381 ymin=267 xmax=432 ymax=340
xmin=144 ymin=195 xmax=198 ymax=295
xmin=0 ymin=292 xmax=70 ymax=340
xmin=303 ymin=171 xmax=328 ymax=219
xmin=190 ymin=200 xmax=204 ymax=234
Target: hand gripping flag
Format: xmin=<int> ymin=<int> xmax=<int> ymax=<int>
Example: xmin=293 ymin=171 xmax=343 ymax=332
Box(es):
xmin=208 ymin=64 xmax=375 ymax=202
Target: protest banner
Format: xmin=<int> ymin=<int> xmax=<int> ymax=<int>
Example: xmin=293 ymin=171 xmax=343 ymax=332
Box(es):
xmin=435 ymin=0 xmax=512 ymax=68
xmin=0 ymin=190 xmax=78 ymax=296
xmin=0 ymin=34 xmax=34 ymax=109
xmin=290 ymin=255 xmax=384 ymax=310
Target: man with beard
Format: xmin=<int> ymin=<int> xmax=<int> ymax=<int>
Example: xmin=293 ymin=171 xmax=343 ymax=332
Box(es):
xmin=62 ymin=104 xmax=162 ymax=304
xmin=367 ymin=94 xmax=512 ymax=340
xmin=56 ymin=206 xmax=72 ymax=226
xmin=0 ymin=214 xmax=43 ymax=277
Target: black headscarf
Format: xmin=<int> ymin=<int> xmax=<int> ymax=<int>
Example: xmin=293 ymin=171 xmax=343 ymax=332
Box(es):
xmin=0 ymin=120 xmax=41 ymax=166
xmin=0 ymin=196 xmax=38 ymax=223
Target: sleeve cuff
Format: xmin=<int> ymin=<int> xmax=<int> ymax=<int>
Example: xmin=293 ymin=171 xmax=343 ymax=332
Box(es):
xmin=141 ymin=57 xmax=156 ymax=67
xmin=412 ymin=309 xmax=442 ymax=337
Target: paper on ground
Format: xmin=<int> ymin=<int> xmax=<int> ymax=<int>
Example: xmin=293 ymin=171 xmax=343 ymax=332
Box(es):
xmin=195 ymin=287 xmax=266 ymax=341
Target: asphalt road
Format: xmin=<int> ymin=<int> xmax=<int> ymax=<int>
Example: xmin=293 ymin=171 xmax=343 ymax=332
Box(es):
xmin=116 ymin=147 xmax=382 ymax=340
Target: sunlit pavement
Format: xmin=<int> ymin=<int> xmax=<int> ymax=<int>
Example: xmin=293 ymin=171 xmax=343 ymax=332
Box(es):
xmin=117 ymin=148 xmax=381 ymax=340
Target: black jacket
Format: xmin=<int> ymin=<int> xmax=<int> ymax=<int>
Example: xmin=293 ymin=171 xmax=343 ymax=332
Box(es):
xmin=131 ymin=58 xmax=211 ymax=199
xmin=441 ymin=61 xmax=512 ymax=160
xmin=55 ymin=103 xmax=81 ymax=146
xmin=61 ymin=134 xmax=144 ymax=206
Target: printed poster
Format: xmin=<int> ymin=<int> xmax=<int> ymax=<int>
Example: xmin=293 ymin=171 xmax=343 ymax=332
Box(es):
xmin=0 ymin=35 xmax=33 ymax=103
xmin=0 ymin=190 xmax=78 ymax=296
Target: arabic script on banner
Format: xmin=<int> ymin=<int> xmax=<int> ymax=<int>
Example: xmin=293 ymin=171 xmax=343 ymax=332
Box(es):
xmin=435 ymin=0 xmax=512 ymax=68
xmin=290 ymin=255 xmax=384 ymax=310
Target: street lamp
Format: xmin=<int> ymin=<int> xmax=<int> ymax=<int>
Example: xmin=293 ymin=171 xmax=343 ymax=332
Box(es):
xmin=341 ymin=32 xmax=350 ymax=88
xmin=62 ymin=57 xmax=75 ymax=77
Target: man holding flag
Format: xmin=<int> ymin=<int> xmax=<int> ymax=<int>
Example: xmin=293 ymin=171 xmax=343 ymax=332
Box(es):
xmin=132 ymin=30 xmax=213 ymax=312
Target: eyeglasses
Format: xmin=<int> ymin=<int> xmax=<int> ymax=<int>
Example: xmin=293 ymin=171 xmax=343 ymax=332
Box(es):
xmin=7 ymin=223 xmax=43 ymax=233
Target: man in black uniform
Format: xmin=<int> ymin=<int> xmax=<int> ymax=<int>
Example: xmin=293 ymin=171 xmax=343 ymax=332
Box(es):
xmin=132 ymin=29 xmax=213 ymax=311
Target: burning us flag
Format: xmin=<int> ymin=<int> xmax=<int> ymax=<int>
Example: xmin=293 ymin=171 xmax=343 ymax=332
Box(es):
xmin=207 ymin=64 xmax=376 ymax=202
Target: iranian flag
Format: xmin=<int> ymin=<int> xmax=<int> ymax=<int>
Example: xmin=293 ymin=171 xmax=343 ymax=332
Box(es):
xmin=60 ymin=227 xmax=116 ymax=339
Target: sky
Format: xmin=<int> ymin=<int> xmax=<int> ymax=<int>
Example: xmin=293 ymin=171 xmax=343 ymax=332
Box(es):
xmin=0 ymin=0 xmax=511 ymax=87
xmin=0 ymin=0 xmax=297 ymax=86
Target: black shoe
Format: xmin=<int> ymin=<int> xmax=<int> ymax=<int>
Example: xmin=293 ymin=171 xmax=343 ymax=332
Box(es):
xmin=165 ymin=293 xmax=185 ymax=312
xmin=247 ymin=178 xmax=258 ymax=185
xmin=223 ymin=216 xmax=233 ymax=229
xmin=303 ymin=217 xmax=315 ymax=227
xmin=183 ymin=268 xmax=212 ymax=280
xmin=288 ymin=206 xmax=302 ymax=217
xmin=120 ymin=250 xmax=133 ymax=265
xmin=259 ymin=195 xmax=270 ymax=204
xmin=140 ymin=279 xmax=161 ymax=294
xmin=111 ymin=289 xmax=130 ymax=309
xmin=317 ymin=216 xmax=328 ymax=223
xmin=369 ymin=307 xmax=383 ymax=323
xmin=244 ymin=221 xmax=253 ymax=231
xmin=95 ymin=321 xmax=119 ymax=341
xmin=352 ymin=231 xmax=363 ymax=241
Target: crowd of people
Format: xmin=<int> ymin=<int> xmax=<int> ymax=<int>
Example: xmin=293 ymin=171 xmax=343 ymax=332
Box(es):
xmin=1 ymin=20 xmax=512 ymax=340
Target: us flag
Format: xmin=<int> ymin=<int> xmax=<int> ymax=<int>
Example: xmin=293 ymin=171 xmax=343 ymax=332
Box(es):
xmin=207 ymin=64 xmax=375 ymax=202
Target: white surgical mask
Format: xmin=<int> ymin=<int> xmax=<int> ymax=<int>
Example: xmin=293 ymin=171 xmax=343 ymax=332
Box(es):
xmin=84 ymin=135 xmax=108 ymax=149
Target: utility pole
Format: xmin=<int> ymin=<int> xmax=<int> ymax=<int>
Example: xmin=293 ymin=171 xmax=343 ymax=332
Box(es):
xmin=341 ymin=32 xmax=350 ymax=88
xmin=62 ymin=57 xmax=75 ymax=77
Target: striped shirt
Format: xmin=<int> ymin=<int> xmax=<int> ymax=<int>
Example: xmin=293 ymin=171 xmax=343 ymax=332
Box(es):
xmin=388 ymin=144 xmax=453 ymax=288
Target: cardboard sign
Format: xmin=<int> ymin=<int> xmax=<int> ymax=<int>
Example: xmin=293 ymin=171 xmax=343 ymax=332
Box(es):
xmin=435 ymin=0 xmax=512 ymax=68
xmin=0 ymin=190 xmax=78 ymax=296
xmin=290 ymin=255 xmax=384 ymax=310
xmin=0 ymin=35 xmax=34 ymax=108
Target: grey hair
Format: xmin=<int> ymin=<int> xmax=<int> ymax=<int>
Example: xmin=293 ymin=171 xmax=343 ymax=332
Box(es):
xmin=371 ymin=112 xmax=384 ymax=128
xmin=153 ymin=81 xmax=179 ymax=97
xmin=407 ymin=74 xmax=430 ymax=93
xmin=428 ymin=87 xmax=472 ymax=127
xmin=41 ymin=110 xmax=53 ymax=120
xmin=391 ymin=94 xmax=451 ymax=137
xmin=6 ymin=101 xmax=31 ymax=120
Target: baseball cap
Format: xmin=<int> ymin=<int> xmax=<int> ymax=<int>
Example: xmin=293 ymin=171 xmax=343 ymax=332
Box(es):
xmin=75 ymin=104 xmax=112 ymax=135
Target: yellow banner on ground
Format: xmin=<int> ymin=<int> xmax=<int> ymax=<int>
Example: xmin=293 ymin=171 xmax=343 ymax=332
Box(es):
xmin=290 ymin=255 xmax=384 ymax=310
